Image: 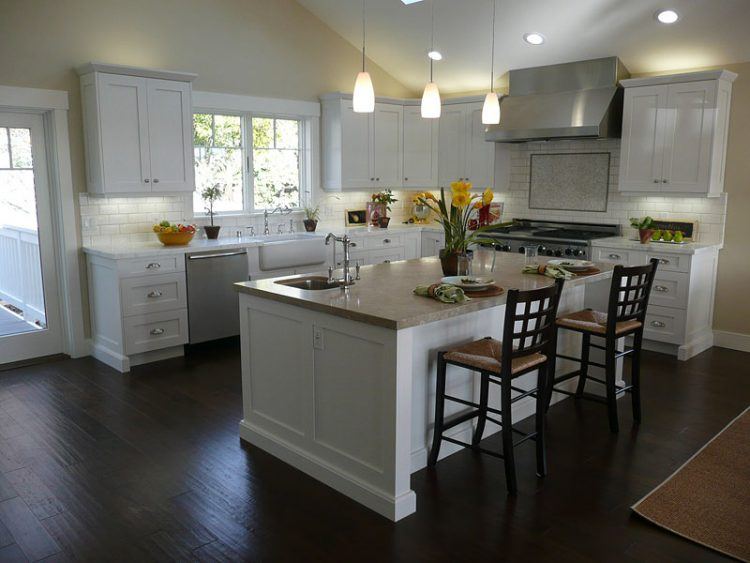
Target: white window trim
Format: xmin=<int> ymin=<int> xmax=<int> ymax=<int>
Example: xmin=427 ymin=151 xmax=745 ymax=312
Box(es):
xmin=192 ymin=91 xmax=320 ymax=218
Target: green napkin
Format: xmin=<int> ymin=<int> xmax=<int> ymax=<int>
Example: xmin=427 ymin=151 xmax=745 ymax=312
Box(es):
xmin=522 ymin=264 xmax=574 ymax=280
xmin=414 ymin=283 xmax=470 ymax=303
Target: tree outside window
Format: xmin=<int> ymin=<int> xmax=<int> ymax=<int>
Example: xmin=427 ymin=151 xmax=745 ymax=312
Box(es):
xmin=252 ymin=117 xmax=301 ymax=210
xmin=193 ymin=113 xmax=243 ymax=213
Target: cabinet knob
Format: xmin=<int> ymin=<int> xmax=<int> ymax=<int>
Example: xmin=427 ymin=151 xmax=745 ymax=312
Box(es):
xmin=650 ymin=320 xmax=666 ymax=328
xmin=661 ymin=179 xmax=668 ymax=183
xmin=383 ymin=259 xmax=391 ymax=263
xmin=149 ymin=328 xmax=165 ymax=336
xmin=144 ymin=179 xmax=150 ymax=183
xmin=404 ymin=177 xmax=408 ymax=181
xmin=370 ymin=177 xmax=375 ymax=181
xmin=383 ymin=238 xmax=391 ymax=244
xmin=653 ymin=179 xmax=659 ymax=183
xmin=349 ymin=242 xmax=357 ymax=248
xmin=608 ymin=253 xmax=621 ymax=260
xmin=153 ymin=178 xmax=160 ymax=183
xmin=147 ymin=290 xmax=162 ymax=298
xmin=654 ymin=285 xmax=669 ymax=293
xmin=658 ymin=258 xmax=670 ymax=264
xmin=146 ymin=262 xmax=161 ymax=270
xmin=376 ymin=177 xmax=380 ymax=181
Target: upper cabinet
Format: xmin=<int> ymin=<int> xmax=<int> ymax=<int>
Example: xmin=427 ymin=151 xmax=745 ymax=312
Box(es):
xmin=78 ymin=63 xmax=196 ymax=195
xmin=619 ymin=70 xmax=736 ymax=197
xmin=321 ymin=93 xmax=496 ymax=191
xmin=438 ymin=101 xmax=495 ymax=189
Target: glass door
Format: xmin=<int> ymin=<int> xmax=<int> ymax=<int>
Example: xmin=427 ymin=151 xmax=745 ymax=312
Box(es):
xmin=0 ymin=112 xmax=62 ymax=364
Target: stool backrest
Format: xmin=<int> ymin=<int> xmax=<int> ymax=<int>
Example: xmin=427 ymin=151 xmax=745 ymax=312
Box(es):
xmin=502 ymin=278 xmax=565 ymax=368
xmin=607 ymin=258 xmax=659 ymax=332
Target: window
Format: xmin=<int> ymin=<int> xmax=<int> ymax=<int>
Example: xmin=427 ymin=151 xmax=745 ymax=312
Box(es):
xmin=193 ymin=113 xmax=305 ymax=215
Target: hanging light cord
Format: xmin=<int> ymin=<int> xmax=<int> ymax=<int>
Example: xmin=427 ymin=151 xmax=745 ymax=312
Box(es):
xmin=361 ymin=0 xmax=366 ymax=72
xmin=489 ymin=0 xmax=496 ymax=92
xmin=429 ymin=0 xmax=435 ymax=82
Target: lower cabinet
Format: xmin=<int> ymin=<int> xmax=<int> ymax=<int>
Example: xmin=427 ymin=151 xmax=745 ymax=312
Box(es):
xmin=335 ymin=231 xmax=421 ymax=267
xmin=420 ymin=231 xmax=445 ymax=257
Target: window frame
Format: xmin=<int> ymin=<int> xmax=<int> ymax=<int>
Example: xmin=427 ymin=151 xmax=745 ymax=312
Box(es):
xmin=192 ymin=109 xmax=312 ymax=217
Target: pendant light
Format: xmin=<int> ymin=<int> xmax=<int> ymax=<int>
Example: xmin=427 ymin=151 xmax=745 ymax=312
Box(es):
xmin=353 ymin=0 xmax=375 ymax=113
xmin=481 ymin=0 xmax=500 ymax=124
xmin=421 ymin=0 xmax=441 ymax=118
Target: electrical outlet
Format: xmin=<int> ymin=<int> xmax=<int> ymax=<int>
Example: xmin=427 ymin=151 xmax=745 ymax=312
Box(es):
xmin=313 ymin=328 xmax=324 ymax=350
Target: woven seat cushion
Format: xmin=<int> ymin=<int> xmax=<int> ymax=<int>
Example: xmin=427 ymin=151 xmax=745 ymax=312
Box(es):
xmin=556 ymin=308 xmax=642 ymax=335
xmin=443 ymin=337 xmax=547 ymax=375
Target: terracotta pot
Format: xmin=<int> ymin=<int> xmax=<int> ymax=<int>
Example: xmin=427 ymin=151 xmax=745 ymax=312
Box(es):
xmin=378 ymin=216 xmax=391 ymax=228
xmin=303 ymin=219 xmax=318 ymax=232
xmin=638 ymin=228 xmax=654 ymax=244
xmin=438 ymin=250 xmax=464 ymax=276
xmin=204 ymin=225 xmax=221 ymax=240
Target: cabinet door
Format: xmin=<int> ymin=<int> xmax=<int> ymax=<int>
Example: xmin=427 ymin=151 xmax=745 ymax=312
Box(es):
xmin=619 ymin=85 xmax=668 ymax=192
xmin=661 ymin=81 xmax=716 ymax=193
xmin=464 ymin=102 xmax=494 ymax=188
xmin=341 ymin=101 xmax=373 ymax=189
xmin=438 ymin=105 xmax=466 ymax=187
xmin=372 ymin=103 xmax=403 ymax=188
xmin=98 ymin=73 xmax=151 ymax=193
xmin=146 ymin=79 xmax=194 ymax=192
xmin=420 ymin=231 xmax=444 ymax=257
xmin=403 ymin=106 xmax=438 ymax=187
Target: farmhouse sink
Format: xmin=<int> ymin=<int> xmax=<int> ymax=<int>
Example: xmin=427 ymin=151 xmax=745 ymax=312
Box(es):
xmin=258 ymin=237 xmax=327 ymax=271
xmin=275 ymin=276 xmax=340 ymax=291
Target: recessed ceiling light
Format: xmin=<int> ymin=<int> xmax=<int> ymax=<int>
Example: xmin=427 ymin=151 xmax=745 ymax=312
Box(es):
xmin=656 ymin=9 xmax=679 ymax=24
xmin=523 ymin=32 xmax=545 ymax=46
xmin=427 ymin=50 xmax=443 ymax=61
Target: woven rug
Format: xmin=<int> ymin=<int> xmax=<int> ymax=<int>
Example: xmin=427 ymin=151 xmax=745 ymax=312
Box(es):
xmin=632 ymin=407 xmax=750 ymax=561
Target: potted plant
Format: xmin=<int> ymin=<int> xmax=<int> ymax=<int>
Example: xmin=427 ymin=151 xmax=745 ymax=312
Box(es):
xmin=202 ymin=184 xmax=224 ymax=239
xmin=630 ymin=216 xmax=655 ymax=244
xmin=303 ymin=204 xmax=320 ymax=232
xmin=417 ymin=182 xmax=495 ymax=275
xmin=370 ymin=189 xmax=398 ymax=228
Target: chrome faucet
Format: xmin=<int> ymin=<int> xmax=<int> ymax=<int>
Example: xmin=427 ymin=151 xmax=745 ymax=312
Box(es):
xmin=325 ymin=233 xmax=357 ymax=287
xmin=263 ymin=206 xmax=291 ymax=235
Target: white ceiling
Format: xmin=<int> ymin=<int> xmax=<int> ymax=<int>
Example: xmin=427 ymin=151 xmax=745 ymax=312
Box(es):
xmin=297 ymin=0 xmax=750 ymax=94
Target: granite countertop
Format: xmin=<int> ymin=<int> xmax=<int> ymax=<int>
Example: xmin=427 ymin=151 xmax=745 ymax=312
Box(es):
xmin=82 ymin=223 xmax=443 ymax=260
xmin=591 ymin=236 xmax=721 ymax=254
xmin=234 ymin=250 xmax=614 ymax=330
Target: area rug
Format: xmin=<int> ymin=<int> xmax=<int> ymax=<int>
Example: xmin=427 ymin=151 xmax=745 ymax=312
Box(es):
xmin=632 ymin=407 xmax=750 ymax=562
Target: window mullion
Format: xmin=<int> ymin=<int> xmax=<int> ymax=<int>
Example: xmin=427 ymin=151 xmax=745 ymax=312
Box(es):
xmin=245 ymin=114 xmax=254 ymax=214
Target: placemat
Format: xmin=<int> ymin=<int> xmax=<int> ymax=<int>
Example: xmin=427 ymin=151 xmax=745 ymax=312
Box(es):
xmin=572 ymin=267 xmax=601 ymax=276
xmin=465 ymin=285 xmax=504 ymax=298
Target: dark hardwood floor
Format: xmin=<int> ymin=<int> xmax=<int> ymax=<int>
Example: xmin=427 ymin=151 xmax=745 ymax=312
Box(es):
xmin=0 ymin=340 xmax=747 ymax=562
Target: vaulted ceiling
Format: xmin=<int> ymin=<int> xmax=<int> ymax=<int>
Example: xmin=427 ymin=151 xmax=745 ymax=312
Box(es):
xmin=297 ymin=0 xmax=750 ymax=94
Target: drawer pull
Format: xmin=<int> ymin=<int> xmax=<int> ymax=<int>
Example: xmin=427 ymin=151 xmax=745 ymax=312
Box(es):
xmin=349 ymin=242 xmax=357 ymax=248
xmin=650 ymin=321 xmax=666 ymax=328
xmin=658 ymin=258 xmax=670 ymax=265
xmin=146 ymin=262 xmax=161 ymax=270
xmin=383 ymin=238 xmax=391 ymax=244
xmin=147 ymin=290 xmax=163 ymax=298
xmin=653 ymin=285 xmax=669 ymax=293
xmin=149 ymin=328 xmax=165 ymax=336
xmin=608 ymin=253 xmax=621 ymax=260
xmin=383 ymin=259 xmax=391 ymax=263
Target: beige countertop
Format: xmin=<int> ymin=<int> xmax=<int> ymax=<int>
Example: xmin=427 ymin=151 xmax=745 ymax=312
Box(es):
xmin=234 ymin=250 xmax=614 ymax=330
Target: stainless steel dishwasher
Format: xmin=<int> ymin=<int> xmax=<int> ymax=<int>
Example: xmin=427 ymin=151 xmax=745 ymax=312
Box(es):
xmin=186 ymin=248 xmax=248 ymax=344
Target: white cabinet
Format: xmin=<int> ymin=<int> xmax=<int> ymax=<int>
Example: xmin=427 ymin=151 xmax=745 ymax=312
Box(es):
xmin=402 ymin=106 xmax=438 ymax=188
xmin=619 ymin=71 xmax=735 ymax=196
xmin=78 ymin=63 xmax=196 ymax=195
xmin=438 ymin=102 xmax=494 ymax=188
xmin=322 ymin=95 xmax=402 ymax=190
xmin=335 ymin=231 xmax=420 ymax=267
xmin=420 ymin=231 xmax=445 ymax=257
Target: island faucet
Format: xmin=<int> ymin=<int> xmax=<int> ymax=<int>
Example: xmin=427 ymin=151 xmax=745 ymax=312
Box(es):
xmin=263 ymin=206 xmax=291 ymax=235
xmin=325 ymin=233 xmax=357 ymax=287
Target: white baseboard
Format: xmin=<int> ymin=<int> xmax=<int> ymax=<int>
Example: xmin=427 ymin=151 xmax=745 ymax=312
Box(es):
xmin=91 ymin=342 xmax=130 ymax=372
xmin=713 ymin=330 xmax=750 ymax=353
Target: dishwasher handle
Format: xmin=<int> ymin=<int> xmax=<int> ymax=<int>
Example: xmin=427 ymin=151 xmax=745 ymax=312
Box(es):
xmin=187 ymin=250 xmax=247 ymax=260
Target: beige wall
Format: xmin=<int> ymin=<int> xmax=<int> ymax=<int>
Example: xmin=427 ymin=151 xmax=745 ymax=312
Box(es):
xmin=0 ymin=0 xmax=412 ymax=199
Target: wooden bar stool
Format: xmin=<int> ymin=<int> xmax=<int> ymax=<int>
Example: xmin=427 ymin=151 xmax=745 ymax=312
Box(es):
xmin=428 ymin=279 xmax=564 ymax=494
xmin=545 ymin=259 xmax=659 ymax=433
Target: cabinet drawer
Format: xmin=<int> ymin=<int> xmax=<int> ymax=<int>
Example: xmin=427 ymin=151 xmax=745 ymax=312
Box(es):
xmin=121 ymin=272 xmax=187 ymax=317
xmin=644 ymin=251 xmax=690 ymax=273
xmin=118 ymin=255 xmax=184 ymax=277
xmin=643 ymin=305 xmax=686 ymax=344
xmin=591 ymin=247 xmax=643 ymax=266
xmin=649 ymin=271 xmax=689 ymax=309
xmin=363 ymin=234 xmax=404 ymax=250
xmin=368 ymin=248 xmax=406 ymax=264
xmin=124 ymin=309 xmax=188 ymax=355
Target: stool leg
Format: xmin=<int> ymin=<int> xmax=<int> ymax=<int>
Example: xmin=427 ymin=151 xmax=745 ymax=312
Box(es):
xmin=535 ymin=365 xmax=548 ymax=478
xmin=605 ymin=340 xmax=619 ymax=434
xmin=472 ymin=372 xmax=490 ymax=447
xmin=428 ymin=352 xmax=447 ymax=467
xmin=631 ymin=331 xmax=643 ymax=425
xmin=501 ymin=377 xmax=518 ymax=494
xmin=544 ymin=328 xmax=558 ymax=413
xmin=575 ymin=332 xmax=591 ymax=397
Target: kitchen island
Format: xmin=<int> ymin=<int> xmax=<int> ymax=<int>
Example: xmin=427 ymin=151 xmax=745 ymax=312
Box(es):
xmin=234 ymin=250 xmax=615 ymax=521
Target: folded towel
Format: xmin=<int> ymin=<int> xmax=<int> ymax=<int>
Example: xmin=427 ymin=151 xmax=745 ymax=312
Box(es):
xmin=522 ymin=264 xmax=574 ymax=280
xmin=414 ymin=283 xmax=470 ymax=303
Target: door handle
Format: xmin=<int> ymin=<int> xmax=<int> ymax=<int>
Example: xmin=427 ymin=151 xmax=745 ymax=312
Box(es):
xmin=653 ymin=285 xmax=669 ymax=293
xmin=187 ymin=250 xmax=247 ymax=260
xmin=146 ymin=262 xmax=161 ymax=270
xmin=149 ymin=328 xmax=165 ymax=336
xmin=147 ymin=290 xmax=163 ymax=298
xmin=658 ymin=258 xmax=670 ymax=264
xmin=650 ymin=320 xmax=666 ymax=328
xmin=608 ymin=253 xmax=621 ymax=260
xmin=153 ymin=178 xmax=160 ymax=184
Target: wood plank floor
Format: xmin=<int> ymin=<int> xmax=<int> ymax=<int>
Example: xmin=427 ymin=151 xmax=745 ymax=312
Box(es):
xmin=0 ymin=339 xmax=747 ymax=562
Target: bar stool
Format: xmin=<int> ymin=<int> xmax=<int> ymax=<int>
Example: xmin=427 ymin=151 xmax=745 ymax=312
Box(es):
xmin=428 ymin=279 xmax=564 ymax=494
xmin=545 ymin=259 xmax=659 ymax=433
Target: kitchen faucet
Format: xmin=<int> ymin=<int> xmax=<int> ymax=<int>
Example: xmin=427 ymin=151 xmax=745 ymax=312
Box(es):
xmin=325 ymin=233 xmax=357 ymax=287
xmin=263 ymin=206 xmax=291 ymax=235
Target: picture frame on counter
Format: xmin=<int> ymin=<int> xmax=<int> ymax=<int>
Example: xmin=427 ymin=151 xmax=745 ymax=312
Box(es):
xmin=345 ymin=209 xmax=367 ymax=226
xmin=366 ymin=202 xmax=386 ymax=226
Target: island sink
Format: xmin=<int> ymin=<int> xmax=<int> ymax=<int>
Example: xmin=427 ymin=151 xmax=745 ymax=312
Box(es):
xmin=275 ymin=276 xmax=340 ymax=291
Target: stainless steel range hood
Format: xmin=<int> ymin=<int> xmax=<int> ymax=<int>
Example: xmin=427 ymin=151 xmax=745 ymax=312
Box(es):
xmin=486 ymin=57 xmax=629 ymax=143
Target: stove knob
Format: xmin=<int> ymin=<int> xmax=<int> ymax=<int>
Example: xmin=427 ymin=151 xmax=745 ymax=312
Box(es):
xmin=554 ymin=249 xmax=563 ymax=257
xmin=564 ymin=248 xmax=573 ymax=256
xmin=573 ymin=248 xmax=586 ymax=257
xmin=545 ymin=249 xmax=555 ymax=256
xmin=518 ymin=246 xmax=526 ymax=254
xmin=503 ymin=244 xmax=511 ymax=252
xmin=537 ymin=245 xmax=547 ymax=253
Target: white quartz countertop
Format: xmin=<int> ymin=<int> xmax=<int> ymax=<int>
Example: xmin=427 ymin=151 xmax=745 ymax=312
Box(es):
xmin=234 ymin=250 xmax=614 ymax=330
xmin=591 ymin=236 xmax=721 ymax=254
xmin=82 ymin=223 xmax=442 ymax=260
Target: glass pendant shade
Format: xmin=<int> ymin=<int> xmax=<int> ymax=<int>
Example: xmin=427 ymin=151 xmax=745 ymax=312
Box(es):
xmin=352 ymin=71 xmax=375 ymax=113
xmin=421 ymin=81 xmax=441 ymax=118
xmin=481 ymin=92 xmax=501 ymax=124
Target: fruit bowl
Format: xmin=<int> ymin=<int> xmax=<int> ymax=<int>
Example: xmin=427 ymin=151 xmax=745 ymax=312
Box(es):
xmin=156 ymin=231 xmax=195 ymax=246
